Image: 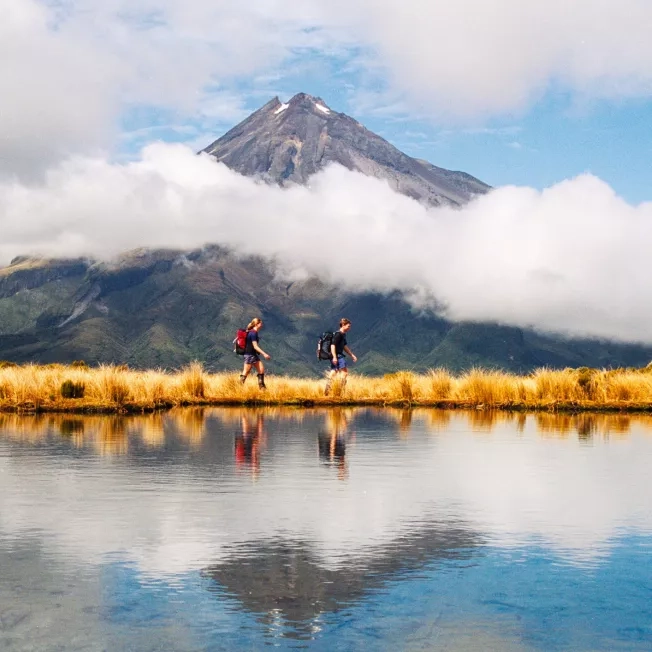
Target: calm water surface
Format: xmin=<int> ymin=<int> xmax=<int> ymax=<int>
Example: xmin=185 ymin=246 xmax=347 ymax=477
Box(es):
xmin=1 ymin=408 xmax=651 ymax=650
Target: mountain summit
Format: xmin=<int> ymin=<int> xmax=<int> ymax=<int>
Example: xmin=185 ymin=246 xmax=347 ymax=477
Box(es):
xmin=202 ymin=93 xmax=490 ymax=206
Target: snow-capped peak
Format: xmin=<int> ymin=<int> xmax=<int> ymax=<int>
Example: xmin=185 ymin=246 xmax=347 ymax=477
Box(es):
xmin=315 ymin=102 xmax=330 ymax=115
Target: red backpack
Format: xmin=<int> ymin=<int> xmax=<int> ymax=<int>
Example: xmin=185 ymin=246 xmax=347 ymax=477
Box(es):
xmin=233 ymin=329 xmax=247 ymax=355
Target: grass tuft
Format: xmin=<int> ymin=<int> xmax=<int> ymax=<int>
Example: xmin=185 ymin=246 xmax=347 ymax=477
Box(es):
xmin=61 ymin=380 xmax=85 ymax=399
xmin=178 ymin=361 xmax=206 ymax=400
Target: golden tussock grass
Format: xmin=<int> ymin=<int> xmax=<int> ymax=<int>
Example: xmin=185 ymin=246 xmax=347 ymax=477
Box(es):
xmin=3 ymin=362 xmax=652 ymax=414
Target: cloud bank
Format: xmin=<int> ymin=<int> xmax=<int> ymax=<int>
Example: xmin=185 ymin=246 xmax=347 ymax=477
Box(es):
xmin=1 ymin=143 xmax=651 ymax=343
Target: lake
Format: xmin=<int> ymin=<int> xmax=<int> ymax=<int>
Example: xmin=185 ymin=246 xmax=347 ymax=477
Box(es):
xmin=1 ymin=408 xmax=651 ymax=650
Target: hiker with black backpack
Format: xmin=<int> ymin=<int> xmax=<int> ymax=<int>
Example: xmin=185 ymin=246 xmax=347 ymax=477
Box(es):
xmin=324 ymin=318 xmax=357 ymax=396
xmin=237 ymin=317 xmax=271 ymax=389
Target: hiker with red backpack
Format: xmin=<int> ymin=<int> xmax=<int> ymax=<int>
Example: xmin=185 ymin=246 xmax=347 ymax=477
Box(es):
xmin=235 ymin=317 xmax=271 ymax=389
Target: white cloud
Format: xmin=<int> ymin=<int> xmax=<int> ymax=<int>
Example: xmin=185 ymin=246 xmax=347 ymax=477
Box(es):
xmin=1 ymin=0 xmax=121 ymax=178
xmin=1 ymin=143 xmax=652 ymax=343
xmin=334 ymin=0 xmax=652 ymax=119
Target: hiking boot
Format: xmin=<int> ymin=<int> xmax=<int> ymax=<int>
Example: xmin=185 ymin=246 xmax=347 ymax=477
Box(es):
xmin=239 ymin=374 xmax=247 ymax=384
xmin=257 ymin=373 xmax=266 ymax=390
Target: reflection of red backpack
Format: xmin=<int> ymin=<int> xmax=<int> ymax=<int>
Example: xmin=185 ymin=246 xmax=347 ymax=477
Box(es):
xmin=234 ymin=329 xmax=247 ymax=355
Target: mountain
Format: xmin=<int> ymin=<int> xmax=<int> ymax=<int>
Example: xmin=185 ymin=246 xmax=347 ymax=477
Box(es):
xmin=2 ymin=94 xmax=650 ymax=374
xmin=2 ymin=247 xmax=652 ymax=374
xmin=202 ymin=93 xmax=490 ymax=207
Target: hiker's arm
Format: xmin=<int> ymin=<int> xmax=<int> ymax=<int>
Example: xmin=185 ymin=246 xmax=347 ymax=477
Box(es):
xmin=253 ymin=340 xmax=271 ymax=359
xmin=331 ymin=343 xmax=337 ymax=363
xmin=344 ymin=345 xmax=357 ymax=363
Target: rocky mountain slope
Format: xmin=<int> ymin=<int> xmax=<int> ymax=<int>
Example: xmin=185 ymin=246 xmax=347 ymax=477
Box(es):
xmin=202 ymin=93 xmax=490 ymax=207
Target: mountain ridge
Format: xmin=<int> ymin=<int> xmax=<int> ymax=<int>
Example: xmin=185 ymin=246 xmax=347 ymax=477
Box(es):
xmin=202 ymin=92 xmax=490 ymax=207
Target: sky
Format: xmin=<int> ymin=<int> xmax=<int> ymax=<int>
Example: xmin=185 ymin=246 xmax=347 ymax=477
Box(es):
xmin=2 ymin=0 xmax=652 ymax=342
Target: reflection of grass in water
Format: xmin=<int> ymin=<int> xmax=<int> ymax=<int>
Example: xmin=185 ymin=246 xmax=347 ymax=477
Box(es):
xmin=98 ymin=418 xmax=128 ymax=456
xmin=536 ymin=412 xmax=636 ymax=440
xmin=4 ymin=405 xmax=652 ymax=450
xmin=137 ymin=414 xmax=165 ymax=447
xmin=168 ymin=408 xmax=205 ymax=447
xmin=415 ymin=408 xmax=451 ymax=431
xmin=536 ymin=412 xmax=574 ymax=436
xmin=468 ymin=409 xmax=499 ymax=432
xmin=59 ymin=419 xmax=84 ymax=437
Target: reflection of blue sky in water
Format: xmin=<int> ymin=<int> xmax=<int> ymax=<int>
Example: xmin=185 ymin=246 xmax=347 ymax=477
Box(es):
xmin=1 ymin=409 xmax=652 ymax=649
xmin=97 ymin=534 xmax=651 ymax=650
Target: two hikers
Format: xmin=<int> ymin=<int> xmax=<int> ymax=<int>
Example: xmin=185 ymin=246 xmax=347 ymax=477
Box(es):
xmin=325 ymin=318 xmax=357 ymax=396
xmin=239 ymin=317 xmax=271 ymax=389
xmin=236 ymin=316 xmax=357 ymax=394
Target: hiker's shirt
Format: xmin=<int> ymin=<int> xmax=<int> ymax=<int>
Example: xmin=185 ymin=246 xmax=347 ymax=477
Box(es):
xmin=245 ymin=330 xmax=259 ymax=355
xmin=332 ymin=331 xmax=347 ymax=357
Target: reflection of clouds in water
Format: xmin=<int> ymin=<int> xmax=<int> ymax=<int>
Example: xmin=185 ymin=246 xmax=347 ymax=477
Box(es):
xmin=0 ymin=538 xmax=104 ymax=651
xmin=0 ymin=409 xmax=651 ymax=576
xmin=0 ymin=539 xmax=202 ymax=651
xmin=434 ymin=416 xmax=652 ymax=563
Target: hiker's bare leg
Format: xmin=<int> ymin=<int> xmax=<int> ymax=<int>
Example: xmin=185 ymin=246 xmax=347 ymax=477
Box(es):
xmin=241 ymin=362 xmax=253 ymax=383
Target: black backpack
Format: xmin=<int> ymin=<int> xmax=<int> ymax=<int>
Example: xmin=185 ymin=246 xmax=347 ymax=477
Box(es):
xmin=317 ymin=331 xmax=334 ymax=361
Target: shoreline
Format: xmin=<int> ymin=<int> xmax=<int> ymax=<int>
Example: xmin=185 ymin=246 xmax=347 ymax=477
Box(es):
xmin=4 ymin=362 xmax=652 ymax=415
xmin=5 ymin=400 xmax=652 ymax=416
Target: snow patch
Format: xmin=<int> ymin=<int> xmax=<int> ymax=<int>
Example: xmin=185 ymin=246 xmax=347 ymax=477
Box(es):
xmin=274 ymin=103 xmax=289 ymax=115
xmin=315 ymin=103 xmax=330 ymax=115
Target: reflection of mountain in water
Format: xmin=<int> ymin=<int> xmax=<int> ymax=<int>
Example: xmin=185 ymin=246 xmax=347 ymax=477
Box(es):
xmin=203 ymin=521 xmax=481 ymax=639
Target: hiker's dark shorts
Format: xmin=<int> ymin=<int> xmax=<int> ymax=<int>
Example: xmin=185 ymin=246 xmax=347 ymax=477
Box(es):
xmin=330 ymin=355 xmax=347 ymax=371
xmin=244 ymin=354 xmax=260 ymax=364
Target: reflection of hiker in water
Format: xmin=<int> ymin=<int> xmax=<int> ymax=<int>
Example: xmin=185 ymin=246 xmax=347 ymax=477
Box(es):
xmin=318 ymin=409 xmax=353 ymax=480
xmin=235 ymin=413 xmax=266 ymax=477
